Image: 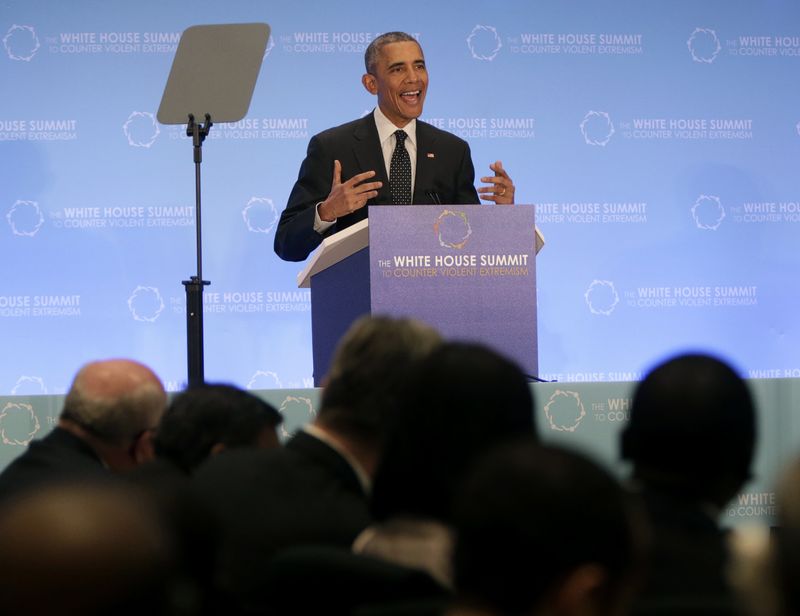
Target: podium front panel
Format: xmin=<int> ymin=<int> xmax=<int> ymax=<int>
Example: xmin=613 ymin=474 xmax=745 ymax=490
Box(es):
xmin=310 ymin=247 xmax=370 ymax=385
xmin=369 ymin=204 xmax=538 ymax=376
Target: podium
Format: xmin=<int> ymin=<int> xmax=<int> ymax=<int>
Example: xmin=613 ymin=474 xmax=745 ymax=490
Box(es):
xmin=298 ymin=204 xmax=543 ymax=385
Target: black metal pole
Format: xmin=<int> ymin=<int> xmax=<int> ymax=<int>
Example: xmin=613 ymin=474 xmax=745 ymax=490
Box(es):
xmin=183 ymin=114 xmax=211 ymax=388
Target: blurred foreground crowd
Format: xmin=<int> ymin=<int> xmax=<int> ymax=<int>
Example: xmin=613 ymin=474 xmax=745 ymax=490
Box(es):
xmin=0 ymin=316 xmax=788 ymax=616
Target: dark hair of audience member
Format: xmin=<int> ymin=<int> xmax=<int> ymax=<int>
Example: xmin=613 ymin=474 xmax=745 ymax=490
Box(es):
xmin=154 ymin=384 xmax=282 ymax=474
xmin=452 ymin=440 xmax=643 ymax=616
xmin=369 ymin=342 xmax=536 ymax=523
xmin=620 ymin=352 xmax=756 ymax=506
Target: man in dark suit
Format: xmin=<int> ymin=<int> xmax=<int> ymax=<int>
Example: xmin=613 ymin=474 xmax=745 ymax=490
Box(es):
xmin=450 ymin=440 xmax=642 ymax=616
xmin=620 ymin=353 xmax=756 ymax=615
xmin=191 ymin=315 xmax=442 ymax=612
xmin=274 ymin=31 xmax=516 ymax=262
xmin=0 ymin=358 xmax=167 ymax=502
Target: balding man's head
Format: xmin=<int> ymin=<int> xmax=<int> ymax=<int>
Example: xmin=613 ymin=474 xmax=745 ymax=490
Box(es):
xmin=62 ymin=359 xmax=166 ymax=446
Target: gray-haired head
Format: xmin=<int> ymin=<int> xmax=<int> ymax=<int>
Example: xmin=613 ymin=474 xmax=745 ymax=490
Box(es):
xmin=61 ymin=359 xmax=167 ymax=446
xmin=319 ymin=315 xmax=441 ymax=442
xmin=364 ymin=31 xmax=420 ymax=74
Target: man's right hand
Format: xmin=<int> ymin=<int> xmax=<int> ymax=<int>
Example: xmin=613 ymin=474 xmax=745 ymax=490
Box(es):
xmin=317 ymin=160 xmax=383 ymax=222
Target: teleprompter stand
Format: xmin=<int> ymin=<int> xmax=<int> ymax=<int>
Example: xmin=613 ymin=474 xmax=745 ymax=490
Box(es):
xmin=157 ymin=23 xmax=270 ymax=387
xmin=183 ymin=112 xmax=212 ymax=388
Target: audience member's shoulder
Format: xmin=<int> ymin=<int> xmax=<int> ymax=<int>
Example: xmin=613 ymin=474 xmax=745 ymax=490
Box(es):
xmin=126 ymin=457 xmax=190 ymax=487
xmin=193 ymin=445 xmax=299 ymax=484
xmin=0 ymin=429 xmax=111 ymax=503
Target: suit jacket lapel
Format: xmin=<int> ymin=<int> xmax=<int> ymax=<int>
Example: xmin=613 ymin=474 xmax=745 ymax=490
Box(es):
xmin=353 ymin=115 xmax=391 ymax=205
xmin=414 ymin=121 xmax=439 ymax=204
xmin=287 ymin=430 xmax=365 ymax=496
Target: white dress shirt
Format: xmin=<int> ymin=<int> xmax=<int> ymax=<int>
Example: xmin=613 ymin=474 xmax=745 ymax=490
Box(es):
xmin=314 ymin=108 xmax=418 ymax=233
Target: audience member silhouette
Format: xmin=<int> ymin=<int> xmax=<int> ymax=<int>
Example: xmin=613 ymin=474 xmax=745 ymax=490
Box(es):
xmin=154 ymin=383 xmax=282 ymax=474
xmin=0 ymin=347 xmax=766 ymax=615
xmin=354 ymin=342 xmax=537 ymax=588
xmin=191 ymin=315 xmax=441 ymax=612
xmin=0 ymin=358 xmax=167 ymax=503
xmin=448 ymin=439 xmax=643 ymax=616
xmin=620 ymin=352 xmax=757 ymax=615
xmin=0 ymin=482 xmax=187 ymax=616
xmin=265 ymin=342 xmax=537 ymax=616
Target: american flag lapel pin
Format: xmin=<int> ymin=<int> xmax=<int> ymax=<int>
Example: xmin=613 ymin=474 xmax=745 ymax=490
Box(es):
xmin=427 ymin=152 xmax=435 ymax=158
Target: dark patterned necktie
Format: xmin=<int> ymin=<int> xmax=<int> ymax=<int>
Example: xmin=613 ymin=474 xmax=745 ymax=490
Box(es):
xmin=389 ymin=130 xmax=412 ymax=204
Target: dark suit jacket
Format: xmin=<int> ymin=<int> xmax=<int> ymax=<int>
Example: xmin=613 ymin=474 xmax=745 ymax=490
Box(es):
xmin=191 ymin=430 xmax=372 ymax=611
xmin=274 ymin=114 xmax=480 ymax=261
xmin=0 ymin=427 xmax=112 ymax=503
xmin=264 ymin=545 xmax=449 ymax=616
xmin=631 ymin=487 xmax=736 ymax=616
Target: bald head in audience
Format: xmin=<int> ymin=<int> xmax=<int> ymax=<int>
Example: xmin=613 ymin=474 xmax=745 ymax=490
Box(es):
xmin=0 ymin=358 xmax=168 ymax=504
xmin=59 ymin=358 xmax=167 ymax=471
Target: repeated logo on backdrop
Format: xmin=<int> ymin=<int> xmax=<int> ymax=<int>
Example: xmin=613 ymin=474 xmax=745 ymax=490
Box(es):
xmin=242 ymin=197 xmax=279 ymax=234
xmin=544 ymin=390 xmax=586 ymax=432
xmin=0 ymin=119 xmax=78 ymax=142
xmin=123 ymin=112 xmax=160 ymax=148
xmin=7 ymin=201 xmax=44 ymax=237
xmin=1 ymin=1 xmax=797 ymax=397
xmin=0 ymin=403 xmax=41 ymax=446
xmin=4 ymin=26 xmax=181 ymax=57
xmin=588 ymin=279 xmax=759 ymax=312
xmin=466 ymin=25 xmax=503 ymax=61
xmin=128 ymin=286 xmax=165 ymax=322
xmin=11 ymin=377 xmax=47 ymax=396
xmin=686 ymin=26 xmax=800 ymax=62
xmin=3 ymin=24 xmax=39 ymax=61
xmin=469 ymin=24 xmax=644 ymax=59
xmin=687 ymin=28 xmax=721 ymax=63
xmin=278 ymin=395 xmax=316 ymax=440
xmin=536 ymin=201 xmax=647 ymax=225
xmin=692 ymin=195 xmax=726 ymax=231
xmin=580 ymin=111 xmax=615 ymax=146
xmin=584 ymin=280 xmax=619 ymax=316
xmin=277 ymin=30 xmax=418 ymax=54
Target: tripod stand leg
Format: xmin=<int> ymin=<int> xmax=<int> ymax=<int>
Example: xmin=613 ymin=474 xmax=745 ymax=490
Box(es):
xmin=183 ymin=276 xmax=209 ymax=387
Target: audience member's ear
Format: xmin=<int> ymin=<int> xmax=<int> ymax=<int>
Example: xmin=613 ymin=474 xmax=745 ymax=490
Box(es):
xmin=255 ymin=426 xmax=280 ymax=449
xmin=210 ymin=442 xmax=227 ymax=456
xmin=551 ymin=564 xmax=608 ymax=616
xmin=133 ymin=429 xmax=157 ymax=465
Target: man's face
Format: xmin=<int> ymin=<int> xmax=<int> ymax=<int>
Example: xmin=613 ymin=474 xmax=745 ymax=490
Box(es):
xmin=363 ymin=41 xmax=428 ymax=128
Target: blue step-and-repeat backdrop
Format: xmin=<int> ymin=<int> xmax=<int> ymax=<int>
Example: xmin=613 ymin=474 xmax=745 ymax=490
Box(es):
xmin=1 ymin=0 xmax=798 ymax=395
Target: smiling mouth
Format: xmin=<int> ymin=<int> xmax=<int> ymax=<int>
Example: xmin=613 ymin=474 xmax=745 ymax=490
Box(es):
xmin=401 ymin=90 xmax=421 ymax=102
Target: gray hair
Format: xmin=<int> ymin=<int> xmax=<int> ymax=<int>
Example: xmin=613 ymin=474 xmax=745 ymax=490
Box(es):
xmin=320 ymin=315 xmax=441 ymax=440
xmin=364 ymin=31 xmax=419 ymax=74
xmin=61 ymin=362 xmax=166 ymax=445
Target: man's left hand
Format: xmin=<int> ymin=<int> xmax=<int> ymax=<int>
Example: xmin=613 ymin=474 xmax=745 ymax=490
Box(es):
xmin=478 ymin=160 xmax=515 ymax=204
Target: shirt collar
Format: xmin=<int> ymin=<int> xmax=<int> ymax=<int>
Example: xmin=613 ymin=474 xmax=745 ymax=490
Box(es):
xmin=302 ymin=423 xmax=372 ymax=494
xmin=373 ymin=107 xmax=416 ymax=149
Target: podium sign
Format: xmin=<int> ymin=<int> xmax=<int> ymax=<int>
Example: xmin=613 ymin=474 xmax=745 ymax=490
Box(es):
xmin=368 ymin=204 xmax=538 ymax=377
